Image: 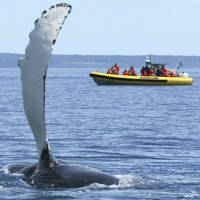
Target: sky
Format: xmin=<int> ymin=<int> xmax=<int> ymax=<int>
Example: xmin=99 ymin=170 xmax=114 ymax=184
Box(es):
xmin=1 ymin=0 xmax=200 ymax=56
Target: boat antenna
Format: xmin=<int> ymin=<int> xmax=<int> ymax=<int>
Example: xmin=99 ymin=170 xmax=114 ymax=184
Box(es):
xmin=176 ymin=61 xmax=183 ymax=71
xmin=175 ymin=61 xmax=183 ymax=76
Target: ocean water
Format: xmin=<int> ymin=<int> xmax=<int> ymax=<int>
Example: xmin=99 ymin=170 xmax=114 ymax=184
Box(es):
xmin=0 ymin=66 xmax=200 ymax=200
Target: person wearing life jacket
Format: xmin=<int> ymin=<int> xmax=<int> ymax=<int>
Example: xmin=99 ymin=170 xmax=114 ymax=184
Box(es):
xmin=161 ymin=65 xmax=168 ymax=77
xmin=112 ymin=68 xmax=118 ymax=75
xmin=149 ymin=68 xmax=155 ymax=76
xmin=131 ymin=66 xmax=137 ymax=76
xmin=141 ymin=66 xmax=147 ymax=76
xmin=123 ymin=69 xmax=128 ymax=75
xmin=114 ymin=63 xmax=120 ymax=75
xmin=142 ymin=71 xmax=148 ymax=76
xmin=128 ymin=66 xmax=137 ymax=76
xmin=170 ymin=70 xmax=176 ymax=77
xmin=145 ymin=65 xmax=150 ymax=76
xmin=111 ymin=66 xmax=117 ymax=75
xmin=156 ymin=67 xmax=162 ymax=76
xmin=107 ymin=68 xmax=112 ymax=74
xmin=170 ymin=72 xmax=176 ymax=77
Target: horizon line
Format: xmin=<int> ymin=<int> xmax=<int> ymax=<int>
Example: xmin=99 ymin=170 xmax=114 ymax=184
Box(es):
xmin=0 ymin=52 xmax=200 ymax=57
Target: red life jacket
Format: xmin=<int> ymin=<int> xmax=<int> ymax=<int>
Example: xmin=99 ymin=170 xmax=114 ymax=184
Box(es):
xmin=170 ymin=73 xmax=176 ymax=77
xmin=116 ymin=65 xmax=120 ymax=74
xmin=123 ymin=71 xmax=128 ymax=75
xmin=162 ymin=67 xmax=168 ymax=77
xmin=149 ymin=69 xmax=154 ymax=76
xmin=141 ymin=72 xmax=147 ymax=76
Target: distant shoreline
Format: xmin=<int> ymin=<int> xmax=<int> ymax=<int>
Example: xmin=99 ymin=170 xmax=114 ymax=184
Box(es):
xmin=0 ymin=53 xmax=199 ymax=68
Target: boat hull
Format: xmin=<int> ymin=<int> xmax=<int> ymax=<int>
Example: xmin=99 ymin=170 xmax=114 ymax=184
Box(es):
xmin=90 ymin=72 xmax=193 ymax=86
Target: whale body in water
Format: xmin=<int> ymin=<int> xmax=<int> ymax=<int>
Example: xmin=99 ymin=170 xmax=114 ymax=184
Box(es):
xmin=8 ymin=3 xmax=119 ymax=188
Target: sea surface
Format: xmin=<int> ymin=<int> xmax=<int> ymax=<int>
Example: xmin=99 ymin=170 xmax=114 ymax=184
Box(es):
xmin=0 ymin=66 xmax=200 ymax=200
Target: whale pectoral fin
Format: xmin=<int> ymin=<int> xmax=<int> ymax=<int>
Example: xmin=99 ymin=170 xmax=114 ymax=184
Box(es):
xmin=19 ymin=3 xmax=71 ymax=157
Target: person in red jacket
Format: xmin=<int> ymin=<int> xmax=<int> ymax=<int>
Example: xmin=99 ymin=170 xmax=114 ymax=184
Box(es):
xmin=141 ymin=66 xmax=148 ymax=76
xmin=123 ymin=69 xmax=128 ymax=75
xmin=149 ymin=68 xmax=155 ymax=76
xmin=114 ymin=63 xmax=120 ymax=75
xmin=161 ymin=65 xmax=168 ymax=77
xmin=170 ymin=70 xmax=176 ymax=77
xmin=128 ymin=66 xmax=137 ymax=76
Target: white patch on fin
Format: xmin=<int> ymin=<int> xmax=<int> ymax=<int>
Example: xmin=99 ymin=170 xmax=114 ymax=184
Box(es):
xmin=18 ymin=4 xmax=71 ymax=157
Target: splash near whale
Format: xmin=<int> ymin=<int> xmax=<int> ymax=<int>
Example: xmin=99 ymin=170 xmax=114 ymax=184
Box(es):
xmin=8 ymin=3 xmax=119 ymax=188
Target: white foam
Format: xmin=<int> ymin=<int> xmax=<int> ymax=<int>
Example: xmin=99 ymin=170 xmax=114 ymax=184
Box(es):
xmin=87 ymin=174 xmax=143 ymax=190
xmin=1 ymin=166 xmax=9 ymax=175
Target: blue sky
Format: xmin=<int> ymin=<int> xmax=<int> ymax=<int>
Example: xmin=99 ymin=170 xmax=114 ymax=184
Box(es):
xmin=1 ymin=0 xmax=200 ymax=55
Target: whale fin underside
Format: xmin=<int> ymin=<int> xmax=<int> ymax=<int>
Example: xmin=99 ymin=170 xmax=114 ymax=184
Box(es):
xmin=18 ymin=3 xmax=71 ymax=158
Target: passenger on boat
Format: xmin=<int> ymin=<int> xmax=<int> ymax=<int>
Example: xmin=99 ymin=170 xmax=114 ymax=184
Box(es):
xmin=107 ymin=68 xmax=112 ymax=74
xmin=149 ymin=68 xmax=155 ymax=76
xmin=141 ymin=66 xmax=148 ymax=76
xmin=161 ymin=65 xmax=168 ymax=77
xmin=114 ymin=63 xmax=120 ymax=75
xmin=145 ymin=65 xmax=150 ymax=76
xmin=122 ymin=69 xmax=129 ymax=75
xmin=128 ymin=66 xmax=137 ymax=76
xmin=170 ymin=72 xmax=176 ymax=77
xmin=156 ymin=67 xmax=162 ymax=76
xmin=111 ymin=66 xmax=118 ymax=75
xmin=169 ymin=70 xmax=176 ymax=77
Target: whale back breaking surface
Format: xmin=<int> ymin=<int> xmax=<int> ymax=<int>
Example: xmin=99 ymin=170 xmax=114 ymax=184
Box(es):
xmin=18 ymin=3 xmax=71 ymax=158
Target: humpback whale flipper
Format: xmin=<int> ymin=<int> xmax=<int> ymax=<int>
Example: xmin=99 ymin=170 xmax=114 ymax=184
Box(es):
xmin=9 ymin=3 xmax=119 ymax=188
xmin=18 ymin=3 xmax=71 ymax=159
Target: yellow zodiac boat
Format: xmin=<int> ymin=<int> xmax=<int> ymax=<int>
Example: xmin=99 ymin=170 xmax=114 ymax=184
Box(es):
xmin=90 ymin=72 xmax=193 ymax=86
xmin=90 ymin=57 xmax=193 ymax=86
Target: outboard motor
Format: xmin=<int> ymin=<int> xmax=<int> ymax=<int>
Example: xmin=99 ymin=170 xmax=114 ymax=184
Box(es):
xmin=180 ymin=72 xmax=189 ymax=78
